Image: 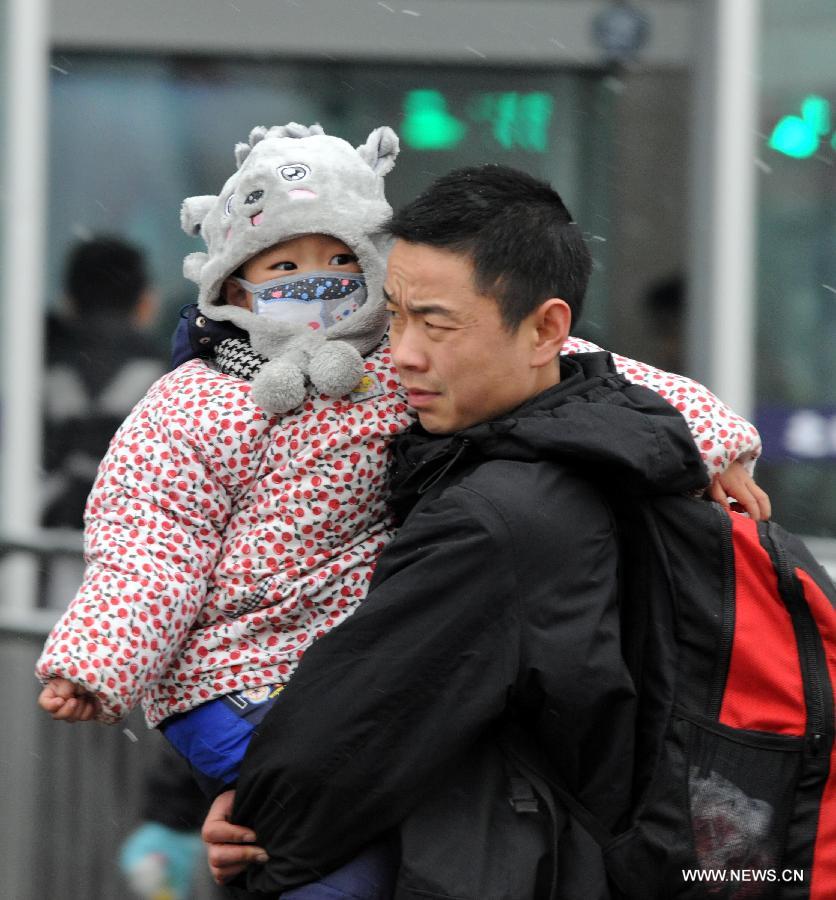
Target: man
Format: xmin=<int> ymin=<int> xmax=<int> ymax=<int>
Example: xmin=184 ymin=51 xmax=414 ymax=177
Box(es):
xmin=201 ymin=166 xmax=744 ymax=898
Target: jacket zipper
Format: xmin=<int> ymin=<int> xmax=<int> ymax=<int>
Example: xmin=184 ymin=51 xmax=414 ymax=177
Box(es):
xmin=764 ymin=521 xmax=830 ymax=753
xmin=417 ymin=438 xmax=470 ymax=494
xmin=707 ymin=505 xmax=737 ymax=719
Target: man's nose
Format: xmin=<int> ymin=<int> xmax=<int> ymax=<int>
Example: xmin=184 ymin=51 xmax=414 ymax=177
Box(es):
xmin=391 ymin=325 xmax=428 ymax=372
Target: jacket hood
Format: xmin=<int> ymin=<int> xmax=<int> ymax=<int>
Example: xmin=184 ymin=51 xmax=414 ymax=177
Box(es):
xmin=389 ymin=352 xmax=708 ymax=518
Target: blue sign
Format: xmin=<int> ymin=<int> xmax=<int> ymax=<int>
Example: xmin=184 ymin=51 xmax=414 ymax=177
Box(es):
xmin=756 ymin=406 xmax=836 ymax=461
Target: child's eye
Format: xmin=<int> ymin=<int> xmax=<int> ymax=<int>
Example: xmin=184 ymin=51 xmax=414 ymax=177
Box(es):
xmin=329 ymin=253 xmax=358 ymax=266
xmin=271 ymin=261 xmax=297 ymax=271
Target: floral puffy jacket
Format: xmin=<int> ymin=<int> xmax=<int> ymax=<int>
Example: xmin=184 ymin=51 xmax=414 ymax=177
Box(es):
xmin=36 ymin=337 xmax=760 ymax=727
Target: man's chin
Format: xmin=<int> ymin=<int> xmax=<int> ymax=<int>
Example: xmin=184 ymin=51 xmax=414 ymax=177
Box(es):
xmin=416 ymin=412 xmax=453 ymax=435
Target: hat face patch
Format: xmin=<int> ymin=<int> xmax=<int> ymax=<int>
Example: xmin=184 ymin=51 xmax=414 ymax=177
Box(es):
xmin=277 ymin=164 xmax=317 ymax=200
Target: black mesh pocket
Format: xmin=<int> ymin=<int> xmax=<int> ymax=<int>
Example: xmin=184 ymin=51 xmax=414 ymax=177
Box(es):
xmin=688 ymin=721 xmax=799 ymax=881
xmin=605 ymin=713 xmax=803 ymax=899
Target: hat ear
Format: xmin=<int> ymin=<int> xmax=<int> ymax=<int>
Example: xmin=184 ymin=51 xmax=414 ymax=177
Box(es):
xmin=356 ymin=126 xmax=399 ymax=177
xmin=180 ymin=196 xmax=217 ymax=236
xmin=234 ymin=142 xmax=253 ymax=168
xmin=183 ymin=251 xmax=209 ymax=284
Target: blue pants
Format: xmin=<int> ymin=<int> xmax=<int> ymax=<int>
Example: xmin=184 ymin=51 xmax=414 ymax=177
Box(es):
xmin=280 ymin=840 xmax=397 ymax=899
xmin=160 ymin=686 xmax=284 ymax=795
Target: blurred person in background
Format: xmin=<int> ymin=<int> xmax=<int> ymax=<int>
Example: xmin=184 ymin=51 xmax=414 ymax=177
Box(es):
xmin=119 ymin=736 xmax=220 ymax=900
xmin=41 ymin=236 xmax=165 ymax=529
xmin=643 ymin=274 xmax=685 ymax=375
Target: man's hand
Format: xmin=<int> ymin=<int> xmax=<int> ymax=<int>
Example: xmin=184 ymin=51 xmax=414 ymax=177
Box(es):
xmin=709 ymin=460 xmax=771 ymax=521
xmin=202 ymin=789 xmax=268 ymax=885
xmin=37 ymin=677 xmax=101 ymax=722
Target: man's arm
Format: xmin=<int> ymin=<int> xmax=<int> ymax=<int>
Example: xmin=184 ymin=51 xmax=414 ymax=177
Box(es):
xmin=227 ymin=486 xmax=520 ymax=894
xmin=223 ymin=465 xmax=628 ymax=895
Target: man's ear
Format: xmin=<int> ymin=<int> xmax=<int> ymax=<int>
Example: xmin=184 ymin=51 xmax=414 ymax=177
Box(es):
xmin=223 ymin=278 xmax=251 ymax=310
xmin=532 ymin=298 xmax=572 ymax=368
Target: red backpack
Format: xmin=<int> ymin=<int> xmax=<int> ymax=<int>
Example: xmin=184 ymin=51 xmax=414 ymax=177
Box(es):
xmin=506 ymin=496 xmax=836 ymax=898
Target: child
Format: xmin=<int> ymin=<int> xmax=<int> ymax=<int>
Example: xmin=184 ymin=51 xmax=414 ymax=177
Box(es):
xmin=37 ymin=121 xmax=410 ymax=753
xmin=38 ymin=123 xmax=763 ymax=895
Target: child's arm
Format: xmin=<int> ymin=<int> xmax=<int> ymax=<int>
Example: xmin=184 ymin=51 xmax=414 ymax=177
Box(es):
xmin=35 ymin=367 xmax=246 ymax=723
xmin=563 ymin=337 xmax=767 ymax=514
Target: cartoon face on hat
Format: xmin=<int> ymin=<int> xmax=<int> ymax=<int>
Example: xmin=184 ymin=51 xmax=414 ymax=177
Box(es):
xmin=181 ymin=122 xmax=399 ymax=359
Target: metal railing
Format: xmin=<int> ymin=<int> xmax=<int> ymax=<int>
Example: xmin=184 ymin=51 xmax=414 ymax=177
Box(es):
xmin=0 ymin=536 xmax=219 ymax=900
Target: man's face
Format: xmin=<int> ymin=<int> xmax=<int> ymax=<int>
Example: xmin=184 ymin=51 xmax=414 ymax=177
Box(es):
xmin=384 ymin=240 xmax=561 ymax=434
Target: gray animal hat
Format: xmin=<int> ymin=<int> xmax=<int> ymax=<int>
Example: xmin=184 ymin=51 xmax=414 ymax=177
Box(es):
xmin=181 ymin=122 xmax=399 ymax=413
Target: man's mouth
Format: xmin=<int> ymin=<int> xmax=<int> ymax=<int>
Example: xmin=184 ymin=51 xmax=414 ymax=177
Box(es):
xmin=404 ymin=387 xmax=440 ymax=408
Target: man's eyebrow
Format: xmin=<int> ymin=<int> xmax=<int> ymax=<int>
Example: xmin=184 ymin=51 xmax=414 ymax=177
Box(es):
xmin=408 ymin=302 xmax=459 ymax=320
xmin=383 ymin=289 xmax=458 ymax=320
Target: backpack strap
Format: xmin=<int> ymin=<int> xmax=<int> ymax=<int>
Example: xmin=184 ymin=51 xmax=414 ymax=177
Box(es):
xmin=498 ymin=720 xmax=614 ymax=849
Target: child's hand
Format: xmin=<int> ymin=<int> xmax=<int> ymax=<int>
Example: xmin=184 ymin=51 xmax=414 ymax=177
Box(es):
xmin=709 ymin=460 xmax=772 ymax=521
xmin=37 ymin=677 xmax=101 ymax=722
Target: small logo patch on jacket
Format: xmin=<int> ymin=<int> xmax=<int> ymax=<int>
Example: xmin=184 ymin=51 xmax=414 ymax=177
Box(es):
xmin=350 ymin=373 xmax=386 ymax=403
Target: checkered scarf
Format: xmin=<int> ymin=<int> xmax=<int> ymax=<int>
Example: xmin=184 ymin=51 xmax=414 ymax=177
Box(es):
xmin=214 ymin=338 xmax=267 ymax=382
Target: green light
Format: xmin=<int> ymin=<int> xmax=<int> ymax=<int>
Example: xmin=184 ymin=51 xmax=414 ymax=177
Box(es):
xmin=770 ymin=117 xmax=820 ymax=158
xmin=768 ymin=94 xmax=831 ymax=159
xmin=402 ymin=90 xmax=554 ymax=153
xmin=518 ymin=93 xmax=553 ymax=152
xmin=401 ymin=90 xmax=467 ymax=150
xmin=802 ymin=95 xmax=830 ymax=136
xmin=468 ymin=92 xmax=553 ymax=152
xmin=493 ymin=93 xmax=519 ymax=149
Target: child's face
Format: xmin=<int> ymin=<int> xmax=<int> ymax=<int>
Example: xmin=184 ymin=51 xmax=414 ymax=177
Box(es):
xmin=226 ymin=234 xmax=361 ymax=310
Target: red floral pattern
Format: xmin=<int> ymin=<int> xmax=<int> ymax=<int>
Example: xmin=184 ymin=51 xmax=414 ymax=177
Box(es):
xmin=36 ymin=338 xmax=760 ymax=726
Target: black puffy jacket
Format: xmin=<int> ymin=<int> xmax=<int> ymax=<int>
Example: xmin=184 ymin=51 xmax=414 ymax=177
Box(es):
xmin=232 ymin=353 xmax=708 ymax=899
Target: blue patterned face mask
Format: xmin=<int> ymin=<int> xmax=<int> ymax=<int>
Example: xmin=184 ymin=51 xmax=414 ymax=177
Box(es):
xmin=235 ymin=272 xmax=367 ymax=332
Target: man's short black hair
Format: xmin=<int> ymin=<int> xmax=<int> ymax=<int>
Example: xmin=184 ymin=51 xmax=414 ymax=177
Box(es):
xmin=387 ymin=164 xmax=591 ymax=329
xmin=64 ymin=236 xmax=149 ymax=316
